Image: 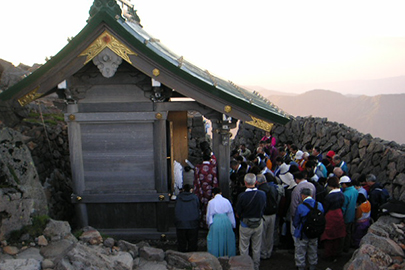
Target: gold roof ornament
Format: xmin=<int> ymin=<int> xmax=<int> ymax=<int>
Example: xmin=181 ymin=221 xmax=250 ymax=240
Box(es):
xmin=224 ymin=105 xmax=232 ymax=113
xmin=152 ymin=68 xmax=160 ymax=77
xmin=246 ymin=115 xmax=274 ymax=131
xmin=18 ymin=86 xmax=42 ymax=106
xmin=79 ymin=30 xmax=137 ymax=65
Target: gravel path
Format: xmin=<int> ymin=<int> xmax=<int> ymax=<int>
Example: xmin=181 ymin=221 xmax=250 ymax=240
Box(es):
xmin=259 ymin=246 xmax=355 ymax=270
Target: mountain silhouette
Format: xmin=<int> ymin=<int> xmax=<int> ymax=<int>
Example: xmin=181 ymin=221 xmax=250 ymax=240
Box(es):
xmin=253 ymin=89 xmax=405 ymax=144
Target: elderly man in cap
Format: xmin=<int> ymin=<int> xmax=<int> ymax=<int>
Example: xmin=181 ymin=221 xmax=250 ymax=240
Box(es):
xmin=290 ymin=172 xmax=316 ymax=243
xmin=340 ymin=176 xmax=358 ymax=252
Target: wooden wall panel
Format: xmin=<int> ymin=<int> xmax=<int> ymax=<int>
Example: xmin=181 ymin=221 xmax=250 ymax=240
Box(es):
xmin=80 ymin=123 xmax=155 ymax=192
xmin=87 ymin=203 xmax=157 ymax=228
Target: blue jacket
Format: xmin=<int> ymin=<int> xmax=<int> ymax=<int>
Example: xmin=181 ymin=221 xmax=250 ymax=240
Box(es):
xmin=315 ymin=162 xmax=328 ymax=179
xmin=293 ymin=197 xmax=324 ymax=239
xmin=337 ymin=161 xmax=348 ymax=174
xmin=342 ymin=186 xmax=358 ymax=223
xmin=174 ymin=191 xmax=200 ymax=229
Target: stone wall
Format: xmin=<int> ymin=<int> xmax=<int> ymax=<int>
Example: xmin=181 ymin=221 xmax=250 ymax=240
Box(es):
xmin=232 ymin=116 xmax=405 ymax=201
xmin=0 ymin=98 xmax=75 ymax=230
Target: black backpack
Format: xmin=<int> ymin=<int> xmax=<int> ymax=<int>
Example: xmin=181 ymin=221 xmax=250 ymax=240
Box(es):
xmin=264 ymin=182 xmax=279 ymax=215
xmin=302 ymin=202 xmax=325 ymax=239
xmin=375 ymin=187 xmax=390 ymax=205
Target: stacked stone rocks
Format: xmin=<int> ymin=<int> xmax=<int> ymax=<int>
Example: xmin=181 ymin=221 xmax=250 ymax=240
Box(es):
xmin=344 ymin=215 xmax=405 ymax=269
xmin=11 ymin=118 xmax=74 ymax=224
xmin=0 ymin=219 xmax=253 ymax=270
xmin=233 ymin=116 xmax=405 ymax=200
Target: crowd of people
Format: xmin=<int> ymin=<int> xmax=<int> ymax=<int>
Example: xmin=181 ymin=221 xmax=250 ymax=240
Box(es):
xmin=173 ymin=132 xmax=390 ymax=270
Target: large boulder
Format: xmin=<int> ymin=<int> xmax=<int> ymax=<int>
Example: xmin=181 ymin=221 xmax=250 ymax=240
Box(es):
xmin=0 ymin=258 xmax=41 ymax=270
xmin=0 ymin=127 xmax=48 ymax=240
xmin=55 ymin=242 xmax=133 ymax=270
xmin=43 ymin=219 xmax=76 ymax=242
xmin=344 ymin=244 xmax=392 ymax=270
xmin=360 ymin=233 xmax=405 ymax=257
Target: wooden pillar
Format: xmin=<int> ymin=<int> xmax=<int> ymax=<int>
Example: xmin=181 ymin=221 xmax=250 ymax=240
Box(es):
xmin=211 ymin=118 xmax=231 ymax=200
xmin=154 ymin=117 xmax=168 ymax=193
xmin=66 ymin=103 xmax=88 ymax=227
xmin=154 ymin=116 xmax=169 ymax=232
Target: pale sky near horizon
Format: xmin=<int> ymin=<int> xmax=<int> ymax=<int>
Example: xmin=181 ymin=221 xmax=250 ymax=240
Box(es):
xmin=1 ymin=0 xmax=404 ymax=95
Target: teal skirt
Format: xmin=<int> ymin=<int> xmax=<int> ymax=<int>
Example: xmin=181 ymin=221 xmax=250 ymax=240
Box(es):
xmin=207 ymin=213 xmax=236 ymax=257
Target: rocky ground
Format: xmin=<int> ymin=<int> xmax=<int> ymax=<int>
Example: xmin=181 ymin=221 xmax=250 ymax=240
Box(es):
xmin=142 ymin=232 xmax=355 ymax=270
xmin=1 ymin=216 xmax=405 ymax=270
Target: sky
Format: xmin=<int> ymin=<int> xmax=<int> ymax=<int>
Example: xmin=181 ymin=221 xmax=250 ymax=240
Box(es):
xmin=1 ymin=0 xmax=404 ymax=95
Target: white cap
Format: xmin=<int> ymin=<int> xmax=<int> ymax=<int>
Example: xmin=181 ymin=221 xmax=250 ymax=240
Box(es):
xmin=339 ymin=176 xmax=351 ymax=184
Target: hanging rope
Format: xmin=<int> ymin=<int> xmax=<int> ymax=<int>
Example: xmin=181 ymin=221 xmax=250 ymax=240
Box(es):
xmin=36 ymin=100 xmax=53 ymax=151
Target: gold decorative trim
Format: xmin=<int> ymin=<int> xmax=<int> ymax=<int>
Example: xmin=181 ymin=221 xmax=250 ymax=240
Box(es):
xmin=18 ymin=86 xmax=42 ymax=106
xmin=245 ymin=115 xmax=274 ymax=131
xmin=79 ymin=30 xmax=137 ymax=65
xmin=152 ymin=68 xmax=160 ymax=77
xmin=224 ymin=105 xmax=232 ymax=113
xmin=68 ymin=114 xmax=76 ymax=121
xmin=155 ymin=113 xmax=163 ymax=119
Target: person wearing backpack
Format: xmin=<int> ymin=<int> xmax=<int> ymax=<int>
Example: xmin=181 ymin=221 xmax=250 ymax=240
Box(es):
xmin=257 ymin=174 xmax=279 ymax=260
xmin=290 ymin=172 xmax=316 ymax=243
xmin=293 ymin=188 xmax=325 ymax=270
xmin=366 ymin=174 xmax=390 ymax=222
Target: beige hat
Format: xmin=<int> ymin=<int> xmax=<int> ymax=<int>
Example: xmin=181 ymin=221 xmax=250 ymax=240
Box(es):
xmin=279 ymin=172 xmax=297 ymax=189
xmin=278 ymin=163 xmax=291 ymax=174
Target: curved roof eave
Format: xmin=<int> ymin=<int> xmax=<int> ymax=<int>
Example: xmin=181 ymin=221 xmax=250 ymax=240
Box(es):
xmin=0 ymin=8 xmax=291 ymax=125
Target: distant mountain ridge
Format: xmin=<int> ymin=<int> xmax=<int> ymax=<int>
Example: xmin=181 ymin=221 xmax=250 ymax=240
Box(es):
xmin=254 ymin=89 xmax=405 ymax=144
xmin=245 ymin=75 xmax=405 ymax=96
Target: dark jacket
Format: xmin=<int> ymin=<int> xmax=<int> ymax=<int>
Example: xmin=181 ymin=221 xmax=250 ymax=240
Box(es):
xmin=258 ymin=182 xmax=279 ymax=215
xmin=323 ymin=190 xmax=344 ymax=213
xmin=236 ymin=189 xmax=266 ymax=219
xmin=174 ymin=191 xmax=200 ymax=229
xmin=369 ymin=182 xmax=389 ymax=221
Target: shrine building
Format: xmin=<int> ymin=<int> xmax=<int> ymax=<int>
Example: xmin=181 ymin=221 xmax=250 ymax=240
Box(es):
xmin=0 ymin=0 xmax=290 ymax=238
